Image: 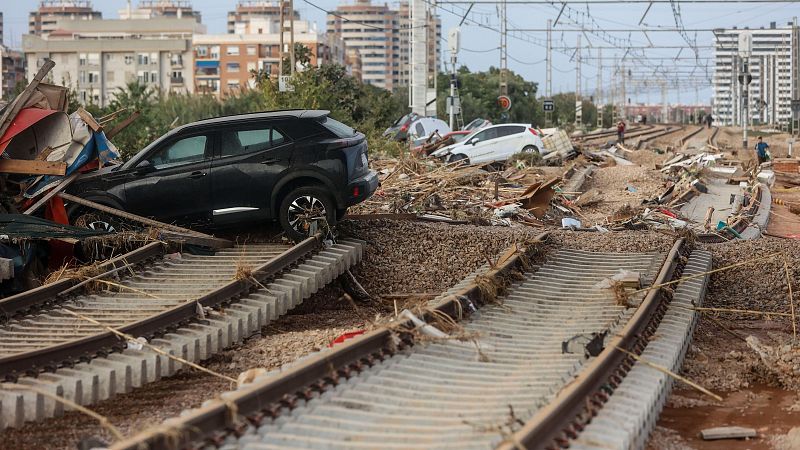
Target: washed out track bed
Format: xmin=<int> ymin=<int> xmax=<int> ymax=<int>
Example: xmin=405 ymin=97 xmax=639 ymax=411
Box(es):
xmin=0 ymin=235 xmax=365 ymax=430
xmin=110 ymin=234 xmax=712 ymax=450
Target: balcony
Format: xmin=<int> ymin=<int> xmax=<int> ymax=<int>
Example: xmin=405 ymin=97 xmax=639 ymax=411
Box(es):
xmin=171 ymin=76 xmax=184 ymax=85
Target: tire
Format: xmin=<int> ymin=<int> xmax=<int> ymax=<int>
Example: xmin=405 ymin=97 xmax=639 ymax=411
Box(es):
xmin=449 ymin=153 xmax=469 ymax=164
xmin=336 ymin=208 xmax=348 ymax=221
xmin=522 ymin=145 xmax=539 ymax=154
xmin=278 ymin=186 xmax=337 ymax=242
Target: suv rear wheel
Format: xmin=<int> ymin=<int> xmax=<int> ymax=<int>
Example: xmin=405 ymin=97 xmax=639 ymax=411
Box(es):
xmin=279 ymin=186 xmax=337 ymax=241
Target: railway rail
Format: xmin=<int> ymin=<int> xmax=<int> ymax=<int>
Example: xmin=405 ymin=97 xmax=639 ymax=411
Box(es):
xmin=0 ymin=235 xmax=364 ymax=429
xmin=111 ymin=236 xmax=711 ymax=450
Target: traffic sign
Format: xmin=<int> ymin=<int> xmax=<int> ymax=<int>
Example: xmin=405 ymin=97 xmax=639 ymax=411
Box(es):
xmin=738 ymin=73 xmax=753 ymax=85
xmin=543 ymin=99 xmax=555 ymax=112
xmin=497 ymin=95 xmax=511 ymax=111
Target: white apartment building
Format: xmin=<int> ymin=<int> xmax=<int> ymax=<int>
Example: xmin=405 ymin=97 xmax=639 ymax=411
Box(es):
xmin=23 ymin=18 xmax=204 ymax=107
xmin=712 ymin=22 xmax=798 ymax=126
xmin=327 ymin=0 xmax=440 ymax=91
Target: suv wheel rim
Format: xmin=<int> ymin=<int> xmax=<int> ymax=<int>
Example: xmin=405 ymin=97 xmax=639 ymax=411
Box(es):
xmin=287 ymin=195 xmax=327 ymax=235
xmin=88 ymin=220 xmax=116 ymax=233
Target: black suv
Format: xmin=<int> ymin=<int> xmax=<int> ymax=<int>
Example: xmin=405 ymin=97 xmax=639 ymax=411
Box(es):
xmin=67 ymin=110 xmax=378 ymax=240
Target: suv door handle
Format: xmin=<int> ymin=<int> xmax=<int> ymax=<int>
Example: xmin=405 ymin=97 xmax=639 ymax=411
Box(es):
xmin=189 ymin=171 xmax=207 ymax=179
xmin=261 ymin=158 xmax=279 ymax=165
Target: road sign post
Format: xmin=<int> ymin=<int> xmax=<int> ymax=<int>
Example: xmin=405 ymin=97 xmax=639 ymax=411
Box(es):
xmin=543 ymin=99 xmax=554 ymax=127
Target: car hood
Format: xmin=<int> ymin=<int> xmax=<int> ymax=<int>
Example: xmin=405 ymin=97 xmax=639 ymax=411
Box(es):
xmin=73 ymin=163 xmax=122 ymax=182
xmin=430 ymin=142 xmax=464 ymax=158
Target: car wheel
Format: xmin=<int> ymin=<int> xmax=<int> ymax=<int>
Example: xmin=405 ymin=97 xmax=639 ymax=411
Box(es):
xmin=279 ymin=186 xmax=337 ymax=242
xmin=72 ymin=211 xmax=120 ymax=233
xmin=449 ymin=153 xmax=469 ymax=164
xmin=336 ymin=208 xmax=348 ymax=221
xmin=522 ymin=145 xmax=540 ymax=154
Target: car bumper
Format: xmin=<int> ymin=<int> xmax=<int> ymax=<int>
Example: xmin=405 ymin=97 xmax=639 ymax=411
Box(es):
xmin=345 ymin=170 xmax=379 ymax=206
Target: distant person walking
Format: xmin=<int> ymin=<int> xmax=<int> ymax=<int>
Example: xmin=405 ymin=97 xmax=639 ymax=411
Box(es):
xmin=705 ymin=114 xmax=714 ymax=129
xmin=755 ymin=136 xmax=770 ymax=164
xmin=617 ymin=120 xmax=626 ymax=145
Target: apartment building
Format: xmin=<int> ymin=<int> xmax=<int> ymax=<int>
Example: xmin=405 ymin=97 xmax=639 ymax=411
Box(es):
xmin=327 ymin=0 xmax=439 ymax=91
xmin=327 ymin=0 xmax=401 ymax=91
xmin=1 ymin=47 xmax=26 ymax=100
xmin=119 ymin=0 xmax=202 ymax=23
xmin=397 ymin=1 xmax=441 ymax=87
xmin=193 ymin=21 xmax=345 ymax=98
xmin=227 ymin=1 xmax=298 ymax=34
xmin=29 ymin=1 xmax=102 ymax=37
xmin=712 ymin=21 xmax=798 ymax=126
xmin=23 ymin=18 xmax=204 ymax=106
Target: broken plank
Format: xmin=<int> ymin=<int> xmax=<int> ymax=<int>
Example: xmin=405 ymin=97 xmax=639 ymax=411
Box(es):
xmin=105 ymin=111 xmax=140 ymax=140
xmin=76 ymin=107 xmax=102 ymax=132
xmin=0 ymin=59 xmax=55 ymax=140
xmin=58 ymin=193 xmax=233 ymax=249
xmin=700 ymin=426 xmax=757 ymax=441
xmin=0 ymin=159 xmax=66 ymax=176
xmin=23 ymin=172 xmax=79 ymax=215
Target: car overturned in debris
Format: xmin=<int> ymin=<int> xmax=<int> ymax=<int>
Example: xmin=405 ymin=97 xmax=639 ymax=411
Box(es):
xmin=66 ymin=110 xmax=378 ymax=240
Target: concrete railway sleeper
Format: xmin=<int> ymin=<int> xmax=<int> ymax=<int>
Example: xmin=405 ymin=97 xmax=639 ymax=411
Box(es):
xmin=0 ymin=236 xmax=365 ymax=429
xmin=110 ymin=236 xmax=711 ymax=450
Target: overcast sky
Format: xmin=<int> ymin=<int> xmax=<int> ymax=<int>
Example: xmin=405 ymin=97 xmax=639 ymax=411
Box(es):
xmin=4 ymin=1 xmax=800 ymax=104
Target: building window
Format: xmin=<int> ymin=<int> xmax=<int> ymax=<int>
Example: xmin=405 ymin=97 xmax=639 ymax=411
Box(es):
xmin=227 ymin=45 xmax=240 ymax=56
xmin=88 ymin=71 xmax=100 ymax=83
xmin=106 ymin=71 xmax=115 ymax=82
xmin=137 ymin=53 xmax=150 ymax=65
xmin=246 ymin=46 xmax=256 ymax=56
xmin=150 ymin=53 xmax=158 ymax=64
xmin=79 ymin=71 xmax=86 ymax=83
xmin=227 ymin=80 xmax=241 ymax=90
xmin=79 ymin=53 xmax=87 ymax=66
xmin=150 ymin=71 xmax=158 ymax=83
xmin=210 ymin=46 xmax=220 ymax=59
xmin=196 ymin=46 xmax=208 ymax=57
xmin=87 ymin=53 xmax=100 ymax=65
xmin=226 ymin=63 xmax=240 ymax=73
xmin=124 ymin=55 xmax=134 ymax=65
xmin=137 ymin=71 xmax=148 ymax=84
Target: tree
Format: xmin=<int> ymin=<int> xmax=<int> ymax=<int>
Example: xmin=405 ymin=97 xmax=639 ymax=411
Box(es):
xmin=436 ymin=66 xmax=541 ymax=128
xmin=282 ymin=43 xmax=314 ymax=75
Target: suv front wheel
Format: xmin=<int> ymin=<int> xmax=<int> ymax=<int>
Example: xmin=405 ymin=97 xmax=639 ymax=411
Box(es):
xmin=279 ymin=186 xmax=337 ymax=241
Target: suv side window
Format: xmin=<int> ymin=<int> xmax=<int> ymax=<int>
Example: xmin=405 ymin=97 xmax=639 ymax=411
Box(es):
xmin=219 ymin=127 xmax=287 ymax=157
xmin=148 ymin=135 xmax=208 ymax=169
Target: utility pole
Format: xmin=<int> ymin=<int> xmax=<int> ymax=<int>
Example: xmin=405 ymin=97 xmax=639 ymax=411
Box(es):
xmin=545 ymin=19 xmax=552 ymax=127
xmin=738 ymin=31 xmax=753 ymax=149
xmin=597 ymin=47 xmax=603 ymax=128
xmin=289 ymin=0 xmax=295 ymax=75
xmin=499 ymin=0 xmax=508 ymax=96
xmin=279 ymin=0 xmax=285 ymax=77
xmin=575 ymin=34 xmax=582 ymax=128
xmin=621 ymin=62 xmax=627 ymax=121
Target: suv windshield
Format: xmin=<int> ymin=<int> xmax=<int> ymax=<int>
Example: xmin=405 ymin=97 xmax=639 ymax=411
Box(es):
xmin=321 ymin=116 xmax=356 ymax=138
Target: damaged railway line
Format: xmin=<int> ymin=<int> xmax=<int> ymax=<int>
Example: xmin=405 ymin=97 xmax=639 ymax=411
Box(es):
xmin=0 ymin=236 xmax=365 ymax=429
xmin=103 ymin=236 xmax=713 ymax=450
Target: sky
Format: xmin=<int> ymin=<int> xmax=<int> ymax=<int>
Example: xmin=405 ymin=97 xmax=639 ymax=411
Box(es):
xmin=4 ymin=0 xmax=800 ymax=104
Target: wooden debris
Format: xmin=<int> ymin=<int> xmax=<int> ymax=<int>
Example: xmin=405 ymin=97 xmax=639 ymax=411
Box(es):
xmin=59 ymin=193 xmax=233 ymax=249
xmin=0 ymin=159 xmax=67 ymax=176
xmin=105 ymin=111 xmax=141 ymax=140
xmin=76 ymin=108 xmax=102 ymax=132
xmin=700 ymin=426 xmax=757 ymax=441
xmin=23 ymin=172 xmax=80 ymax=215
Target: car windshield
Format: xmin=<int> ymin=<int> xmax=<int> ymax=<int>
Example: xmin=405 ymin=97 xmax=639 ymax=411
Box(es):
xmin=320 ymin=116 xmax=356 ymax=138
xmin=451 ymin=133 xmax=470 ymax=143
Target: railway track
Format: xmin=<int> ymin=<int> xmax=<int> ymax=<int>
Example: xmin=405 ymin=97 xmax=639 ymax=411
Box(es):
xmin=111 ymin=236 xmax=711 ymax=450
xmin=0 ymin=235 xmax=364 ymax=429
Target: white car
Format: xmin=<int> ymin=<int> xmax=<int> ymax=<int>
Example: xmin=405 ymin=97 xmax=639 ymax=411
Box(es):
xmin=431 ymin=123 xmax=547 ymax=165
